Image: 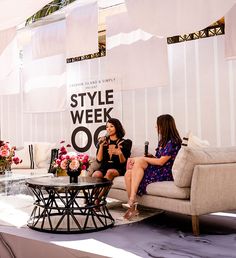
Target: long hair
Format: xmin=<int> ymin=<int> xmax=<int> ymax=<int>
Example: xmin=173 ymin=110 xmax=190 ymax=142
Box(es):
xmin=106 ymin=118 xmax=125 ymax=139
xmin=157 ymin=114 xmax=182 ymax=147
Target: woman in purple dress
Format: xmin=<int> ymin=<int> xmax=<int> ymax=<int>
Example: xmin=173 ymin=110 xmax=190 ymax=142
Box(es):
xmin=123 ymin=114 xmax=182 ymax=220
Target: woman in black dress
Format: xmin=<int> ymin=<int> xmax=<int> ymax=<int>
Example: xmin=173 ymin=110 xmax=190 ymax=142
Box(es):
xmin=92 ymin=118 xmax=132 ymax=181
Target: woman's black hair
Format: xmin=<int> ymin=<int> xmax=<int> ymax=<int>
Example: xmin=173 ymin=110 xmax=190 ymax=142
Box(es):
xmin=106 ymin=118 xmax=125 ymax=139
xmin=157 ymin=114 xmax=182 ymax=147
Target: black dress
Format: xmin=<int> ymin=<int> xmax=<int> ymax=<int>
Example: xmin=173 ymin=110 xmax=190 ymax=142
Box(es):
xmin=97 ymin=138 xmax=132 ymax=176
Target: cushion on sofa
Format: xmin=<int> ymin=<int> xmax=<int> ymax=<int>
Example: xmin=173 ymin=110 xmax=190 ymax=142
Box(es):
xmin=34 ymin=142 xmax=56 ymax=168
xmin=130 ymin=145 xmax=144 ymax=157
xmin=146 ymin=181 xmax=190 ymax=199
xmin=172 ymin=146 xmax=236 ymax=187
xmin=112 ymin=176 xmax=126 ymax=190
xmin=11 ymin=144 xmax=35 ymax=169
xmin=182 ymin=131 xmax=210 ymax=148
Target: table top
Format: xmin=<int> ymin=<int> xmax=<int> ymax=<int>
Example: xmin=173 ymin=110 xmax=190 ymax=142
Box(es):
xmin=0 ymin=171 xmax=53 ymax=183
xmin=26 ymin=176 xmax=112 ymax=189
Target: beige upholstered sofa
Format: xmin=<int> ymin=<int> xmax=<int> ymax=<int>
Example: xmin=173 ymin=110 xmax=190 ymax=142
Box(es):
xmin=107 ymin=146 xmax=236 ymax=235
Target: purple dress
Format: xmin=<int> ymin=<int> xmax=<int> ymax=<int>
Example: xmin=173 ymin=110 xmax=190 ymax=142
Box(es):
xmin=137 ymin=140 xmax=181 ymax=196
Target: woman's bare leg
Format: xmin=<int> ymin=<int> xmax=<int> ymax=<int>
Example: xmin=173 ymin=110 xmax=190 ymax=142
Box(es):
xmin=94 ymin=169 xmax=120 ymax=202
xmin=92 ymin=170 xmax=103 ymax=178
xmin=124 ymin=169 xmax=132 ymax=200
xmin=129 ymin=157 xmax=148 ymax=202
xmin=104 ymin=169 xmax=119 ymax=181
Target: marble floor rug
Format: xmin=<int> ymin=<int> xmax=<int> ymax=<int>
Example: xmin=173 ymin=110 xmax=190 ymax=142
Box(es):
xmin=0 ymin=194 xmax=161 ymax=228
xmin=1 ymin=194 xmax=236 ymax=258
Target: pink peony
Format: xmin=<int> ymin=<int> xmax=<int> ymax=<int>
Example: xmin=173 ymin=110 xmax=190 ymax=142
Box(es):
xmin=56 ymin=159 xmax=61 ymax=165
xmin=82 ymin=165 xmax=87 ymax=170
xmin=60 ymin=159 xmax=68 ymax=170
xmin=2 ymin=143 xmax=10 ymax=150
xmin=13 ymin=156 xmax=22 ymax=164
xmin=0 ymin=149 xmax=10 ymax=157
xmin=69 ymin=159 xmax=79 ymax=170
xmin=60 ymin=146 xmax=67 ymax=155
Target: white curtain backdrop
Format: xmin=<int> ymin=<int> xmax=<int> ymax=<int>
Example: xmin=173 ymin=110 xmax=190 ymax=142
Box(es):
xmin=125 ymin=0 xmax=236 ymax=37
xmin=104 ymin=12 xmax=169 ymax=90
xmin=0 ymin=31 xmax=20 ymax=95
xmin=23 ymin=43 xmax=67 ymax=113
xmin=31 ymin=20 xmax=66 ymax=59
xmin=66 ymin=1 xmax=98 ymax=58
xmin=225 ymin=4 xmax=236 ymax=60
xmin=1 ymin=35 xmax=236 ymax=149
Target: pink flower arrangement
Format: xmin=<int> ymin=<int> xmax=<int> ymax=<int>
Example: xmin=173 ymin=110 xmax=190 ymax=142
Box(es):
xmin=0 ymin=140 xmax=22 ymax=171
xmin=53 ymin=141 xmax=90 ymax=173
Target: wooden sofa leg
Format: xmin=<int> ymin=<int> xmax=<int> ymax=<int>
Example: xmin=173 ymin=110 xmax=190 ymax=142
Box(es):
xmin=191 ymin=215 xmax=200 ymax=236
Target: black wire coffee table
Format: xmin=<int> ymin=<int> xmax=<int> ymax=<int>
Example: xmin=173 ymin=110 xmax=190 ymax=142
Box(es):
xmin=25 ymin=176 xmax=114 ymax=233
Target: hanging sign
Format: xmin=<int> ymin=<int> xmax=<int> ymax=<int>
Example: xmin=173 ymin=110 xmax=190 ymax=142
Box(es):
xmin=68 ymin=76 xmax=122 ymax=152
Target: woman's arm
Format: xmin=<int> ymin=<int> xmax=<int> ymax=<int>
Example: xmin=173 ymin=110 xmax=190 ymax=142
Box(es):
xmin=117 ymin=142 xmax=126 ymax=163
xmin=144 ymin=155 xmax=171 ymax=166
xmin=96 ymin=144 xmax=104 ymax=162
xmin=96 ymin=138 xmax=107 ymax=162
xmin=143 ymin=140 xmax=177 ymax=166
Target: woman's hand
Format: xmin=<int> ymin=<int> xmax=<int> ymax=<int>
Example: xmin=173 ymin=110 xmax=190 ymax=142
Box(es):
xmin=127 ymin=158 xmax=135 ymax=170
xmin=108 ymin=143 xmax=122 ymax=156
xmin=108 ymin=140 xmax=124 ymax=155
xmin=99 ymin=136 xmax=108 ymax=147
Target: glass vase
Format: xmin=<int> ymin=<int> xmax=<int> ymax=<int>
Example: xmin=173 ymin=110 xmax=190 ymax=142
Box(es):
xmin=0 ymin=163 xmax=11 ymax=175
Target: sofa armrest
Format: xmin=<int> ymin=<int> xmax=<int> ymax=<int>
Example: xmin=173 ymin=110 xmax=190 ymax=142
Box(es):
xmin=190 ymin=163 xmax=236 ymax=215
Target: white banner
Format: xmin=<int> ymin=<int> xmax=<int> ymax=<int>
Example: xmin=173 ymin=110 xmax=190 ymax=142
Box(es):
xmin=66 ymin=1 xmax=98 ymax=58
xmin=31 ymin=20 xmax=66 ymax=59
xmin=105 ymin=12 xmax=169 ymax=90
xmin=225 ymin=4 xmax=236 ymax=60
xmin=68 ymin=76 xmax=122 ymax=153
xmin=125 ymin=0 xmax=236 ymax=37
xmin=0 ymin=34 xmax=20 ymax=95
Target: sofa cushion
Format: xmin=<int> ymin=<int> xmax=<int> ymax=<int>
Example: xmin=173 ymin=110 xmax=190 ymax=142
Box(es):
xmin=11 ymin=144 xmax=35 ymax=169
xmin=172 ymin=146 xmax=236 ymax=187
xmin=112 ymin=176 xmax=190 ymax=200
xmin=146 ymin=181 xmax=190 ymax=199
xmin=130 ymin=145 xmax=144 ymax=157
xmin=182 ymin=131 xmax=210 ymax=148
xmin=34 ymin=142 xmax=56 ymax=168
xmin=112 ymin=175 xmax=126 ymax=190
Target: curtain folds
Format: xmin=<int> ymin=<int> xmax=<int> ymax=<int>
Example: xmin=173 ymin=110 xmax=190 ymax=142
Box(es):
xmin=66 ymin=1 xmax=98 ymax=58
xmin=104 ymin=12 xmax=169 ymax=90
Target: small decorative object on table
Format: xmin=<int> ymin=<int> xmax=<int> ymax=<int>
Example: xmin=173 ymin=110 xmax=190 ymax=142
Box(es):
xmin=0 ymin=140 xmax=22 ymax=175
xmin=52 ymin=141 xmax=90 ymax=183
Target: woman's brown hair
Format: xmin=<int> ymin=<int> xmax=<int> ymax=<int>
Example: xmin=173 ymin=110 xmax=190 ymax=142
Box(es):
xmin=157 ymin=114 xmax=182 ymax=147
xmin=106 ymin=118 xmax=125 ymax=139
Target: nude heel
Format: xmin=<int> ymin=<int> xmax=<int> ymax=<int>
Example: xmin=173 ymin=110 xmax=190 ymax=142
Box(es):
xmin=123 ymin=202 xmax=139 ymax=220
xmin=122 ymin=201 xmax=138 ymax=209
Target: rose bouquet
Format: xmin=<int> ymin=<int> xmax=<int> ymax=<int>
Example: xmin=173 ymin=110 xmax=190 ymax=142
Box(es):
xmin=0 ymin=140 xmax=22 ymax=173
xmin=52 ymin=141 xmax=90 ymax=176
